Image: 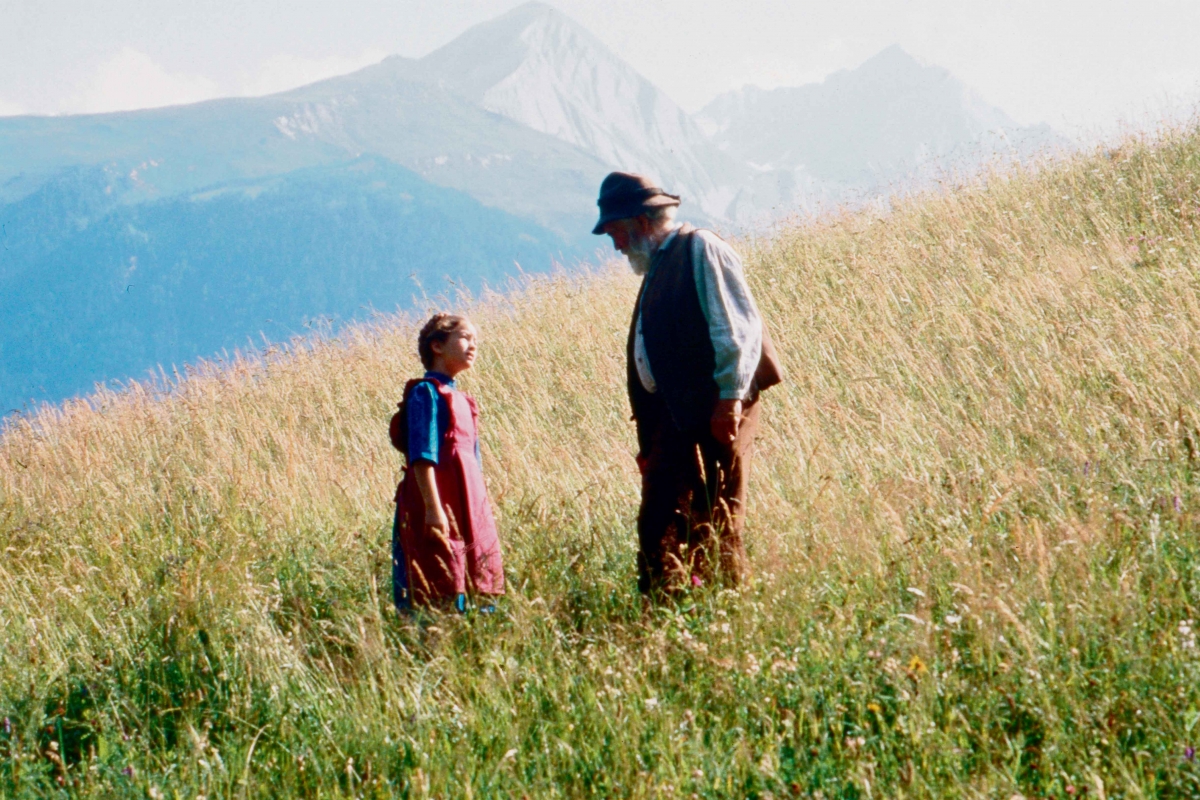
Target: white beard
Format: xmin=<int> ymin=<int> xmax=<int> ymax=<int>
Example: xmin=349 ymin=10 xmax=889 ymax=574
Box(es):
xmin=626 ymin=236 xmax=655 ymax=276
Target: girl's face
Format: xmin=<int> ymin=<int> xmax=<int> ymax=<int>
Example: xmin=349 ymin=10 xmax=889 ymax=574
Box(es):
xmin=431 ymin=323 xmax=478 ymax=377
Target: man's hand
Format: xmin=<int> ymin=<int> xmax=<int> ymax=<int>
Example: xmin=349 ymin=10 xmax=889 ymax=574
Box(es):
xmin=710 ymin=399 xmax=743 ymax=445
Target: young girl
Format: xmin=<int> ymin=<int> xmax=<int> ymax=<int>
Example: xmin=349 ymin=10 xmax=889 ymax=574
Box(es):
xmin=392 ymin=313 xmax=505 ymax=612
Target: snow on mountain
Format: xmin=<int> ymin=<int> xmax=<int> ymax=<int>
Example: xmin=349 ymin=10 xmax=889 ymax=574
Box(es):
xmin=417 ymin=1 xmax=740 ymax=220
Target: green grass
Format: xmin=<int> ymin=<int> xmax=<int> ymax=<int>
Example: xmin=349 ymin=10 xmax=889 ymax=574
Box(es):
xmin=4 ymin=124 xmax=1200 ymax=797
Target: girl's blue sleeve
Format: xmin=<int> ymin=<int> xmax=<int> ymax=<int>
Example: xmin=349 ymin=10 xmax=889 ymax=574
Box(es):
xmin=406 ymin=382 xmax=440 ymax=465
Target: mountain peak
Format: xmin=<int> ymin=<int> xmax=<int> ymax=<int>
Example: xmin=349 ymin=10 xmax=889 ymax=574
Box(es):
xmin=417 ymin=1 xmax=600 ymax=106
xmin=697 ymin=42 xmax=1058 ymax=213
xmin=828 ymin=44 xmax=947 ymax=89
xmin=495 ymin=1 xmax=568 ymax=26
xmin=417 ymin=1 xmax=737 ymax=218
xmin=859 ymin=44 xmax=923 ymax=70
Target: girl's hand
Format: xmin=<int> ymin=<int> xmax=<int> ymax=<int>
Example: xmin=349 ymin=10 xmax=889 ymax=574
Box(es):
xmin=425 ymin=504 xmax=451 ymax=540
xmin=413 ymin=462 xmax=450 ymax=540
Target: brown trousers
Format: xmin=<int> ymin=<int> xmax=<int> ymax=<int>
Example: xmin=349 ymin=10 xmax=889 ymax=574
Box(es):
xmin=636 ymin=396 xmax=759 ymax=595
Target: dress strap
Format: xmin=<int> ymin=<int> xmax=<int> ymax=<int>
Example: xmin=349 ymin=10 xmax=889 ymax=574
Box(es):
xmin=423 ymin=376 xmax=458 ymax=435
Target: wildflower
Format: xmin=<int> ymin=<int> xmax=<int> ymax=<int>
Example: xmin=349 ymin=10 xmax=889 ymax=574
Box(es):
xmin=1175 ymin=495 xmax=1183 ymax=513
xmin=644 ymin=697 xmax=659 ymax=710
xmin=691 ymin=574 xmax=703 ymax=587
xmin=1065 ymin=786 xmax=1076 ymax=796
xmin=122 ymin=766 xmax=135 ymax=778
xmin=1180 ymin=620 xmax=1197 ymax=651
xmin=1 ymin=717 xmax=8 ymax=735
xmin=867 ymin=702 xmax=882 ymax=714
xmin=906 ymin=655 xmax=928 ymax=677
xmin=1186 ymin=745 xmax=1196 ymax=761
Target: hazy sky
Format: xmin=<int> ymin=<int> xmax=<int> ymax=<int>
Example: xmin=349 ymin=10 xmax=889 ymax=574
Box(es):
xmin=2 ymin=0 xmax=1198 ymax=136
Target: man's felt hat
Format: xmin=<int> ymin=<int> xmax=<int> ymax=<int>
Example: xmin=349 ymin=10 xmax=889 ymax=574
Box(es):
xmin=591 ymin=172 xmax=681 ymax=234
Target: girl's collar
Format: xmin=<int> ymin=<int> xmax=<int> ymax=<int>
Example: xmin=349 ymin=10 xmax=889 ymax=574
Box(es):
xmin=424 ymin=370 xmax=456 ymax=387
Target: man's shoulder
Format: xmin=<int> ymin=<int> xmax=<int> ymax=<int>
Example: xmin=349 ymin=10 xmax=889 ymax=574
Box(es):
xmin=687 ymin=227 xmax=741 ymax=262
xmin=690 ymin=227 xmax=726 ymax=244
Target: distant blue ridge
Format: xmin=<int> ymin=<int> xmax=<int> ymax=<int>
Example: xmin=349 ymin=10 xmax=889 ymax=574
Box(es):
xmin=0 ymin=156 xmax=587 ymax=415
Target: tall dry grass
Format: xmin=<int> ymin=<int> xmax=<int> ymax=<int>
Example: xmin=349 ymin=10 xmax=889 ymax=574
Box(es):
xmin=2 ymin=125 xmax=1200 ymax=797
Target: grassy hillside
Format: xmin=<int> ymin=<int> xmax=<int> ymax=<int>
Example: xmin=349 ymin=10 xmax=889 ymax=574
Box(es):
xmin=3 ymin=125 xmax=1200 ymax=798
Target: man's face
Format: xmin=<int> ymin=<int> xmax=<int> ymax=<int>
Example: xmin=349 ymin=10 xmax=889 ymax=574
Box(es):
xmin=602 ymin=217 xmax=640 ymax=255
xmin=603 ymin=216 xmax=654 ymax=275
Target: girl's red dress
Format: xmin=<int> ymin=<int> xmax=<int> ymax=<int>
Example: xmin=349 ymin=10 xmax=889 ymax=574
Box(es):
xmin=394 ymin=378 xmax=505 ymax=606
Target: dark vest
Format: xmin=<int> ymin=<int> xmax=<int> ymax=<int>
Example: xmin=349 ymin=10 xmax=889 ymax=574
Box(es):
xmin=627 ymin=225 xmax=782 ymax=435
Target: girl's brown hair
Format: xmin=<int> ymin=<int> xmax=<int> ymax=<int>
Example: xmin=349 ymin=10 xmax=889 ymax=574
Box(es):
xmin=417 ymin=313 xmax=468 ymax=369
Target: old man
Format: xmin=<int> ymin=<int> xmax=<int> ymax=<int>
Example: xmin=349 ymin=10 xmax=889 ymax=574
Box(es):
xmin=593 ymin=172 xmax=781 ymax=595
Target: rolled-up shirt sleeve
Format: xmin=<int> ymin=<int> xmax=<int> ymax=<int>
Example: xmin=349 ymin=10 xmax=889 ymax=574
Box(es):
xmin=406 ymin=382 xmax=441 ymax=465
xmin=692 ymin=230 xmax=763 ymax=400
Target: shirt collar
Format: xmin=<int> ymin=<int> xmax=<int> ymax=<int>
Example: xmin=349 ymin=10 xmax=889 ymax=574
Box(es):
xmin=424 ymin=370 xmax=455 ymax=387
xmin=653 ymin=223 xmax=683 ymax=256
xmin=643 ymin=223 xmax=683 ymax=279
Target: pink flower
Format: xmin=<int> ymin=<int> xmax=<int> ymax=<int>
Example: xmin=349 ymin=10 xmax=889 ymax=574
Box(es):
xmin=691 ymin=575 xmax=703 ymax=587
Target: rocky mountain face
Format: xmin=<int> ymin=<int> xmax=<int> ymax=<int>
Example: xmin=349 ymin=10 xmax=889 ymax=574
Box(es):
xmin=0 ymin=55 xmax=610 ymax=237
xmin=698 ymin=45 xmax=1064 ymax=221
xmin=416 ymin=2 xmax=740 ymax=220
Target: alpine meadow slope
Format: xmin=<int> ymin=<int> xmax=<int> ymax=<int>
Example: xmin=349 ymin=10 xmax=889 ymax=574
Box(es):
xmin=3 ymin=123 xmax=1200 ymax=797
